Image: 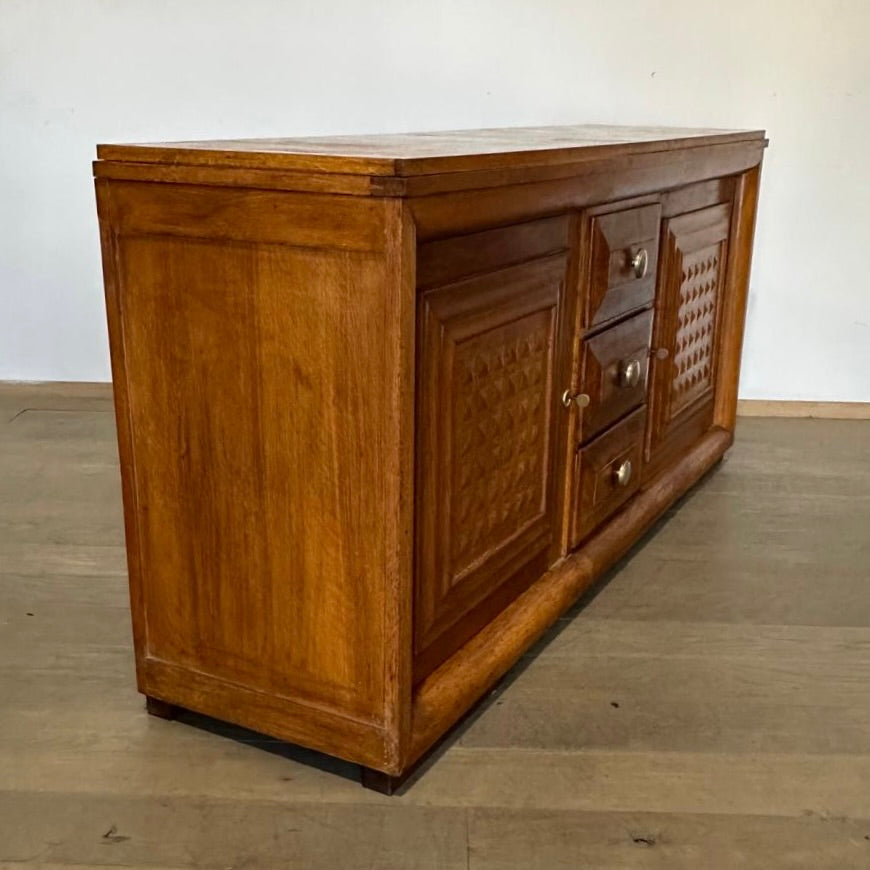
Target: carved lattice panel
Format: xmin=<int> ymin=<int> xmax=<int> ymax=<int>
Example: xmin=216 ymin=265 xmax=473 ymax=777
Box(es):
xmin=671 ymin=244 xmax=723 ymax=416
xmin=450 ymin=311 xmax=551 ymax=578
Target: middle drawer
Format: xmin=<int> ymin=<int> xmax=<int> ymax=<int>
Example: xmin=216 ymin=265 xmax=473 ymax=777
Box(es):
xmin=576 ymin=308 xmax=653 ymax=444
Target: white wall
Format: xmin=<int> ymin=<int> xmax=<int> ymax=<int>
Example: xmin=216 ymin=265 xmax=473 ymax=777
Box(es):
xmin=2 ymin=0 xmax=868 ymax=399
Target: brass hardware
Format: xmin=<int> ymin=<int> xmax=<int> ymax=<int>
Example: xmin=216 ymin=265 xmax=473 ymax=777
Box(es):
xmin=629 ymin=248 xmax=649 ymax=279
xmin=561 ymin=389 xmax=591 ymax=409
xmin=619 ymin=359 xmax=642 ymax=388
xmin=613 ymin=459 xmax=633 ymax=487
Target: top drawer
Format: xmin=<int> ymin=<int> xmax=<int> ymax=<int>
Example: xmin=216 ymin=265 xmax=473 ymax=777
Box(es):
xmin=584 ymin=204 xmax=661 ymax=328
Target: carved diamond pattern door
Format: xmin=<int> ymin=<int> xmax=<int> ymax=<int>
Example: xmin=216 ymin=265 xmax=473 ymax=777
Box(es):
xmin=415 ymin=255 xmax=566 ymax=675
xmin=646 ymin=203 xmax=732 ymax=471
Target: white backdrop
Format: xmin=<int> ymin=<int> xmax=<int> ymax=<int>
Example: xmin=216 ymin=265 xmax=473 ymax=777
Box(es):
xmin=2 ymin=0 xmax=868 ymax=400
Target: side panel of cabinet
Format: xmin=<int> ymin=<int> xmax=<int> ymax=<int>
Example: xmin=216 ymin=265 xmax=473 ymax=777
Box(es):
xmin=645 ymin=203 xmax=732 ymax=475
xmin=96 ymin=180 xmax=412 ymax=770
xmin=415 ymin=239 xmax=569 ymax=678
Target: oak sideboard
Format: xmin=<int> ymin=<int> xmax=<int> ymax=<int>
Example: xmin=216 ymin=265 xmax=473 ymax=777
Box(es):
xmin=94 ymin=124 xmax=767 ymax=791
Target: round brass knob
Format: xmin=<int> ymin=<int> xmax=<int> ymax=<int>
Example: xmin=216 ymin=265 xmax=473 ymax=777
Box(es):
xmin=629 ymin=248 xmax=648 ymax=279
xmin=619 ymin=359 xmax=642 ymax=388
xmin=613 ymin=459 xmax=633 ymax=487
xmin=561 ymin=389 xmax=591 ymax=409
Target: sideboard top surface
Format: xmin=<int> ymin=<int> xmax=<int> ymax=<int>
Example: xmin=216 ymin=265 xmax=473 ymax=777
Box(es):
xmin=96 ymin=124 xmax=766 ymax=178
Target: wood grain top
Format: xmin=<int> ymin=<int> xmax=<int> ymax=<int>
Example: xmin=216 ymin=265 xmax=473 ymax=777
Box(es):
xmin=96 ymin=124 xmax=766 ymax=177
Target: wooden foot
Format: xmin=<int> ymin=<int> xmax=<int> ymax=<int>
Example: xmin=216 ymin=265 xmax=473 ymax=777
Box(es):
xmin=360 ymin=766 xmax=402 ymax=795
xmin=145 ymin=695 xmax=178 ymax=720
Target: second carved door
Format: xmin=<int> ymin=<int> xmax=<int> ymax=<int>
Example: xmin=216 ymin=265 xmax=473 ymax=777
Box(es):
xmin=646 ymin=203 xmax=732 ymax=474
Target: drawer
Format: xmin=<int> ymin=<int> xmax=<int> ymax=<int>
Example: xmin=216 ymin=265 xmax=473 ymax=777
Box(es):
xmin=570 ymin=407 xmax=645 ymax=547
xmin=585 ymin=204 xmax=661 ymax=328
xmin=576 ymin=308 xmax=652 ymax=443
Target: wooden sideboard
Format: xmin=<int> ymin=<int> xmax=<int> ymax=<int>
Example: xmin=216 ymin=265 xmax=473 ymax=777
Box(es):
xmin=94 ymin=124 xmax=766 ymax=791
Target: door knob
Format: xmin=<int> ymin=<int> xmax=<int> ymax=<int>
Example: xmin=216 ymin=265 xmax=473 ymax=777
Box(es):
xmin=618 ymin=359 xmax=642 ymax=388
xmin=613 ymin=459 xmax=633 ymax=487
xmin=629 ymin=248 xmax=648 ymax=279
xmin=561 ymin=389 xmax=590 ymax=409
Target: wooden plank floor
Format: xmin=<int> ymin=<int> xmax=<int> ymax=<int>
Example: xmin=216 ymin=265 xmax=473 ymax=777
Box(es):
xmin=1 ymin=383 xmax=870 ymax=869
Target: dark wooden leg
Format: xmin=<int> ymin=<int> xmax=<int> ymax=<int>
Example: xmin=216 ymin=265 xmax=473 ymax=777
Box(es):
xmin=145 ymin=695 xmax=178 ymax=720
xmin=360 ymin=766 xmax=400 ymax=795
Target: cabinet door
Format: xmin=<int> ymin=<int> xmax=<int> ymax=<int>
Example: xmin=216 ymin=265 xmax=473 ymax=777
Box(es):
xmin=415 ymin=254 xmax=567 ymax=675
xmin=645 ymin=203 xmax=731 ymax=473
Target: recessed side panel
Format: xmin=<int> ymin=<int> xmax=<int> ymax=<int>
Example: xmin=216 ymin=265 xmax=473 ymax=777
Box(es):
xmin=117 ymin=236 xmax=388 ymax=720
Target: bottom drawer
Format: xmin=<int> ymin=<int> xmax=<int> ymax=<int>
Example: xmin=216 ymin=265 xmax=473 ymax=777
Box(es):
xmin=570 ymin=406 xmax=646 ymax=547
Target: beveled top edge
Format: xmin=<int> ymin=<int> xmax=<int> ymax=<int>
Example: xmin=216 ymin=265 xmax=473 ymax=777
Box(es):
xmin=96 ymin=124 xmax=767 ymax=178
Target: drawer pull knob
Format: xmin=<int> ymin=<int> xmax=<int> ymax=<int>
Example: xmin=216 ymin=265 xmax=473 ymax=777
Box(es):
xmin=613 ymin=459 xmax=633 ymax=487
xmin=619 ymin=359 xmax=642 ymax=388
xmin=629 ymin=248 xmax=649 ymax=279
xmin=561 ymin=389 xmax=590 ymax=409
